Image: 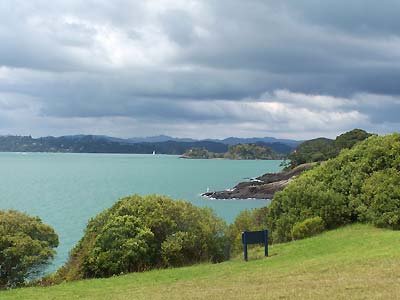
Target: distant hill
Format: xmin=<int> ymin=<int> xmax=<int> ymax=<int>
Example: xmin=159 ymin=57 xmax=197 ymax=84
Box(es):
xmin=0 ymin=135 xmax=228 ymax=154
xmin=101 ymin=135 xmax=301 ymax=149
xmin=0 ymin=134 xmax=299 ymax=155
xmin=126 ymin=135 xmax=198 ymax=143
xmin=0 ymin=131 xmax=371 ymax=157
xmin=254 ymin=142 xmax=293 ymax=154
xmin=214 ymin=137 xmax=301 ymax=147
xmin=123 ymin=135 xmax=299 ymax=154
xmin=287 ymin=129 xmax=372 ymax=168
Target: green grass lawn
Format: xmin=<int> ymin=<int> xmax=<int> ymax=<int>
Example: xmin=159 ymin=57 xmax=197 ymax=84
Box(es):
xmin=2 ymin=224 xmax=400 ymax=300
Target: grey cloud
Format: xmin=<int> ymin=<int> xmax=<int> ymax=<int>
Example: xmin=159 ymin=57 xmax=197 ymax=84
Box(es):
xmin=160 ymin=9 xmax=195 ymax=46
xmin=0 ymin=0 xmax=399 ymax=138
xmin=352 ymin=94 xmax=400 ymax=123
xmin=288 ymin=0 xmax=400 ymax=36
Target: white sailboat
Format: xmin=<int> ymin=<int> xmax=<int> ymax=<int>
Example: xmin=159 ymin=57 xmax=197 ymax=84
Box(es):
xmin=152 ymin=150 xmax=156 ymax=155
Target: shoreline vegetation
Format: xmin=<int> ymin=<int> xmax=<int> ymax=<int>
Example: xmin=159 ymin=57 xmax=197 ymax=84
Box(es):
xmin=180 ymin=143 xmax=284 ymax=160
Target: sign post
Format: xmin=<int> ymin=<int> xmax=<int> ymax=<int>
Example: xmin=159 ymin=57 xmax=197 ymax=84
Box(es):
xmin=241 ymin=229 xmax=268 ymax=261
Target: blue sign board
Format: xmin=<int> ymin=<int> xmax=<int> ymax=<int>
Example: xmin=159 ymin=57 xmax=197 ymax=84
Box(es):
xmin=241 ymin=229 xmax=268 ymax=261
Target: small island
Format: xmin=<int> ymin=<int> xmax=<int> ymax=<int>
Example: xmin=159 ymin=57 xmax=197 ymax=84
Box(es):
xmin=180 ymin=143 xmax=283 ymax=160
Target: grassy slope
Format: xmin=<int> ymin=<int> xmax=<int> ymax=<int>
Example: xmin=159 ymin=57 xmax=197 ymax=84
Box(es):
xmin=2 ymin=224 xmax=400 ymax=300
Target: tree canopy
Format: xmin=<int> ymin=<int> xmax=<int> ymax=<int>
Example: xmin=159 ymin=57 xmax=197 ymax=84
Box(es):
xmin=0 ymin=210 xmax=58 ymax=289
xmin=57 ymin=195 xmax=227 ymax=281
xmin=227 ymin=144 xmax=280 ymax=160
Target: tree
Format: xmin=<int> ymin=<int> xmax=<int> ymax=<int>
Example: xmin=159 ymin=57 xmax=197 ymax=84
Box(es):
xmin=0 ymin=210 xmax=58 ymax=289
xmin=58 ymin=195 xmax=227 ymax=281
xmin=226 ymin=144 xmax=280 ymax=160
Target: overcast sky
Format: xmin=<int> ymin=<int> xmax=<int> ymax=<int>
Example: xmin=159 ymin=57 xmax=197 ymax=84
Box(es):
xmin=0 ymin=0 xmax=399 ymax=139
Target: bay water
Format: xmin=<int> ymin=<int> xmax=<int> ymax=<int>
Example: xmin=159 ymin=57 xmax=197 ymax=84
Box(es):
xmin=0 ymin=153 xmax=282 ymax=271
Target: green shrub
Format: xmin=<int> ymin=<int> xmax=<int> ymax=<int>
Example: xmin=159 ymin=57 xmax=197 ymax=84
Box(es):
xmin=58 ymin=195 xmax=226 ymax=280
xmin=266 ymin=133 xmax=400 ymax=242
xmin=0 ymin=210 xmax=58 ymax=289
xmin=361 ymin=169 xmax=400 ymax=229
xmin=270 ymin=214 xmax=295 ymax=243
xmin=161 ymin=232 xmax=196 ymax=267
xmin=291 ymin=217 xmax=325 ymax=240
xmin=267 ymin=176 xmax=351 ymax=243
xmin=227 ymin=207 xmax=269 ymax=253
xmin=82 ymin=215 xmax=154 ymax=276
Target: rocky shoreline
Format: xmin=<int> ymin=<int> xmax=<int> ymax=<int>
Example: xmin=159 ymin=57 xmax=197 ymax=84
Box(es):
xmin=202 ymin=163 xmax=316 ymax=200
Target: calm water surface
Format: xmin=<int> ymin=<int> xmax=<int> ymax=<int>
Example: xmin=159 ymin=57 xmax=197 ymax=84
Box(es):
xmin=0 ymin=153 xmax=282 ymax=271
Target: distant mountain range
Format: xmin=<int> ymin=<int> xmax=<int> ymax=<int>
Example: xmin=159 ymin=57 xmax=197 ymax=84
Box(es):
xmin=206 ymin=136 xmax=301 ymax=147
xmin=122 ymin=134 xmax=301 ymax=147
xmin=0 ymin=134 xmax=301 ymax=155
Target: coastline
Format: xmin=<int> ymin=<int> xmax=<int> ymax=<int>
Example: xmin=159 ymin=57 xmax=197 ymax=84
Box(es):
xmin=202 ymin=162 xmax=316 ymax=200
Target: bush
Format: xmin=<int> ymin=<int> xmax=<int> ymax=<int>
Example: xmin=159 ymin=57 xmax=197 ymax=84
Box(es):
xmin=266 ymin=133 xmax=400 ymax=242
xmin=58 ymin=195 xmax=226 ymax=280
xmin=161 ymin=232 xmax=196 ymax=267
xmin=291 ymin=217 xmax=325 ymax=240
xmin=0 ymin=210 xmax=58 ymax=289
xmin=83 ymin=215 xmax=155 ymax=276
xmin=361 ymin=169 xmax=400 ymax=229
xmin=267 ymin=176 xmax=351 ymax=243
xmin=227 ymin=207 xmax=269 ymax=253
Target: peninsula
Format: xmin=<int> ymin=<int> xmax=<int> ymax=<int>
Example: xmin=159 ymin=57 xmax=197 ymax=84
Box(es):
xmin=203 ymin=163 xmax=316 ymax=199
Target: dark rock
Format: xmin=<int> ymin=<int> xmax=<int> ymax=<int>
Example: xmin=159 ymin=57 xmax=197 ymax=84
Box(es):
xmin=202 ymin=163 xmax=316 ymax=200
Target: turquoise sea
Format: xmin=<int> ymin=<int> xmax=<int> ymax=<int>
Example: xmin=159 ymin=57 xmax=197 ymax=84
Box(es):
xmin=0 ymin=153 xmax=282 ymax=271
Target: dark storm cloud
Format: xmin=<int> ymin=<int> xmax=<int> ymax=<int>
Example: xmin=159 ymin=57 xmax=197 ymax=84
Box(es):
xmin=289 ymin=0 xmax=400 ymax=36
xmin=174 ymin=1 xmax=400 ymax=96
xmin=0 ymin=0 xmax=399 ymax=138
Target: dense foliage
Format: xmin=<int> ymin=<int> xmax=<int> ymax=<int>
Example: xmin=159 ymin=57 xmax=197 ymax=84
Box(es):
xmin=287 ymin=129 xmax=371 ymax=168
xmin=182 ymin=144 xmax=282 ymax=160
xmin=0 ymin=210 xmax=58 ymax=289
xmin=291 ymin=217 xmax=325 ymax=240
xmin=227 ymin=144 xmax=280 ymax=159
xmin=360 ymin=169 xmax=400 ymax=229
xmin=226 ymin=207 xmax=269 ymax=254
xmin=182 ymin=147 xmax=217 ymax=159
xmin=268 ymin=133 xmax=400 ymax=242
xmin=57 ymin=195 xmax=226 ymax=280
